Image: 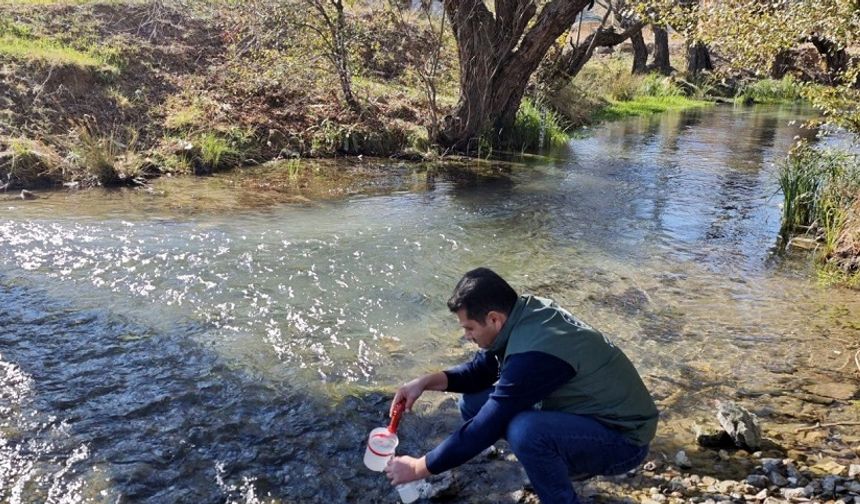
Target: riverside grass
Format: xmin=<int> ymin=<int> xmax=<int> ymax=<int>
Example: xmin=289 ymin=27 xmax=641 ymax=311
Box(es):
xmin=0 ymin=20 xmax=120 ymax=71
xmin=778 ymin=143 xmax=860 ymax=286
xmin=553 ymin=58 xmax=713 ymax=126
xmin=735 ymin=76 xmax=804 ymax=105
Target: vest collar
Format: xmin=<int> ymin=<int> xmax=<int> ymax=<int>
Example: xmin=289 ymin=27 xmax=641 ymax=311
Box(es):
xmin=489 ymin=295 xmax=528 ymax=356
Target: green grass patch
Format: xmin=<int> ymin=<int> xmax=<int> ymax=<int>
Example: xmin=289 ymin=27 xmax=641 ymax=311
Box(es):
xmin=735 ymin=76 xmax=803 ymax=105
xmin=197 ymin=132 xmax=239 ymax=171
xmin=0 ymin=21 xmax=120 ymax=71
xmin=507 ymin=98 xmax=570 ymax=152
xmin=596 ymin=95 xmax=712 ymax=121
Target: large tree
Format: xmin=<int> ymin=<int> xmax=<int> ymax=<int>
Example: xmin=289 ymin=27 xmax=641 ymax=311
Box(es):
xmin=438 ymin=0 xmax=593 ymax=151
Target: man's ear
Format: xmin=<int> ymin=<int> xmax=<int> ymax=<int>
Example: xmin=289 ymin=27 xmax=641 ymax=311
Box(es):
xmin=486 ymin=311 xmax=507 ymax=331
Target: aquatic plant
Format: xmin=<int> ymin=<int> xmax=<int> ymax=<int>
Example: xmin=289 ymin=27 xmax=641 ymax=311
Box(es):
xmin=778 ymin=142 xmax=860 ymax=287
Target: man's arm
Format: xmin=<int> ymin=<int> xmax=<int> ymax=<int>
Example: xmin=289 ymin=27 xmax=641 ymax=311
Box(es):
xmin=391 ymin=371 xmax=448 ymax=415
xmin=390 ymin=350 xmax=499 ymax=414
xmin=443 ymin=350 xmax=499 ymax=393
xmin=424 ymin=352 xmax=575 ymax=475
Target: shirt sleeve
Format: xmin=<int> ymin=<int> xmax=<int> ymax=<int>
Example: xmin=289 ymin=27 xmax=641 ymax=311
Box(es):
xmin=442 ymin=350 xmax=500 ymax=394
xmin=425 ymin=351 xmax=576 ymax=475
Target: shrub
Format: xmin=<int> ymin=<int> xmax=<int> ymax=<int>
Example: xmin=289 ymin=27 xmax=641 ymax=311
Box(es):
xmin=736 ymin=76 xmax=803 ymax=105
xmin=636 ymin=74 xmax=684 ymax=98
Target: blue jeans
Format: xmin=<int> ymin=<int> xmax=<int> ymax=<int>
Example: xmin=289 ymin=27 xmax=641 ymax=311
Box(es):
xmin=460 ymin=388 xmax=650 ymax=504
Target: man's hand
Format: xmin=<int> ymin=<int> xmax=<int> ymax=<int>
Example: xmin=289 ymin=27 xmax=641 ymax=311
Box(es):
xmin=385 ymin=455 xmax=430 ymax=485
xmin=390 ymin=372 xmax=448 ymax=416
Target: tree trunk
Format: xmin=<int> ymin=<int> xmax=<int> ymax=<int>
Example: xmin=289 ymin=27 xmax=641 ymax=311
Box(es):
xmin=686 ymin=41 xmax=713 ymax=76
xmin=537 ymin=23 xmax=645 ymax=96
xmin=770 ymin=50 xmax=792 ymax=79
xmin=630 ymin=29 xmax=648 ymax=74
xmin=650 ymin=25 xmax=671 ymax=75
xmin=437 ymin=0 xmax=592 ymax=151
xmin=808 ymin=36 xmax=850 ymax=83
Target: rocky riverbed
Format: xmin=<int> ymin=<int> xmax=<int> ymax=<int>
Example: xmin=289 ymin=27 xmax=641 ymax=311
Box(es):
xmin=353 ymin=385 xmax=860 ymax=504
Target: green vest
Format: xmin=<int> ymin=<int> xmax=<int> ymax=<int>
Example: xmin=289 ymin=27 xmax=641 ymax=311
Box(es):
xmin=489 ymin=295 xmax=658 ymax=446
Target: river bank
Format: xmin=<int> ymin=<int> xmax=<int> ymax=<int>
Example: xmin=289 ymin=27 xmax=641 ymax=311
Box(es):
xmin=0 ymin=0 xmax=720 ymax=192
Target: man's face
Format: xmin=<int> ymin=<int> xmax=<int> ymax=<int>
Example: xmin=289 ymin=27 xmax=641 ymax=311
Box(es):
xmin=456 ymin=308 xmax=505 ymax=349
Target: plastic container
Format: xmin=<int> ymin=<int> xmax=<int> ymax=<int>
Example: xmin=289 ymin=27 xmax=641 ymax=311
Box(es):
xmin=396 ymin=480 xmax=422 ymax=503
xmin=363 ymin=426 xmax=398 ymax=471
xmin=363 ymin=401 xmax=405 ymax=472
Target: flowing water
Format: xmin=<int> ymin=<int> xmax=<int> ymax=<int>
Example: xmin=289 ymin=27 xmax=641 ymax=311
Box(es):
xmin=1 ymin=105 xmax=859 ymax=503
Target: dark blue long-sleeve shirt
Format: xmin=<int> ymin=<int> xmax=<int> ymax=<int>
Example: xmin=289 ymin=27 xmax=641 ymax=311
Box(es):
xmin=424 ymin=350 xmax=576 ymax=474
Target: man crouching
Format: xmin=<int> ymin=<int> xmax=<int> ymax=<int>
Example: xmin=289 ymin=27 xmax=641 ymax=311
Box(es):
xmin=384 ymin=267 xmax=659 ymax=504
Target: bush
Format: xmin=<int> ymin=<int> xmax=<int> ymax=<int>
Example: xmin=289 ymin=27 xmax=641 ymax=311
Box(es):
xmin=72 ymin=127 xmax=145 ymax=185
xmin=636 ymin=74 xmax=683 ymax=98
xmin=736 ymin=76 xmax=803 ymax=105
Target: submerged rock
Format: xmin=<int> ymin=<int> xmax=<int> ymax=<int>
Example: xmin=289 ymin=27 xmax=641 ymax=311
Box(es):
xmin=675 ymin=450 xmax=693 ymax=469
xmin=715 ymin=401 xmax=762 ymax=451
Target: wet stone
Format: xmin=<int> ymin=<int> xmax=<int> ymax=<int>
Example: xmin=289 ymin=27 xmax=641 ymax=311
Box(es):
xmin=848 ymin=464 xmax=860 ymax=479
xmin=770 ymin=471 xmax=789 ymax=487
xmin=747 ymin=474 xmax=769 ymax=488
xmin=762 ymin=458 xmax=784 ymax=473
xmin=824 ymin=476 xmax=840 ymax=495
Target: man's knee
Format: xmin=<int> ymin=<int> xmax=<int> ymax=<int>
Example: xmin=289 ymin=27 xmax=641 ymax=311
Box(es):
xmin=506 ymin=411 xmax=540 ymax=456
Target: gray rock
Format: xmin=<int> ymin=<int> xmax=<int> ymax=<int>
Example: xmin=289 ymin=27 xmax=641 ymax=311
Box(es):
xmin=781 ymin=487 xmax=811 ymax=499
xmin=769 ymin=471 xmax=789 ymax=487
xmin=747 ymin=475 xmax=769 ymax=488
xmin=850 ymin=465 xmax=860 ymax=479
xmin=762 ymin=458 xmax=784 ymax=474
xmin=715 ymin=400 xmax=762 ymax=450
xmin=423 ymin=473 xmax=456 ymax=500
xmin=786 ymin=463 xmax=802 ymax=480
xmin=754 ymin=489 xmax=769 ymax=500
xmin=675 ymin=450 xmax=693 ymax=469
xmin=668 ymin=477 xmax=686 ymax=492
xmin=824 ymin=476 xmax=840 ymax=495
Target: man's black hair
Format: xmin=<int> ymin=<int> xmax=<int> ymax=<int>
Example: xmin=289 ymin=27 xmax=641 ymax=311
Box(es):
xmin=447 ymin=268 xmax=518 ymax=322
